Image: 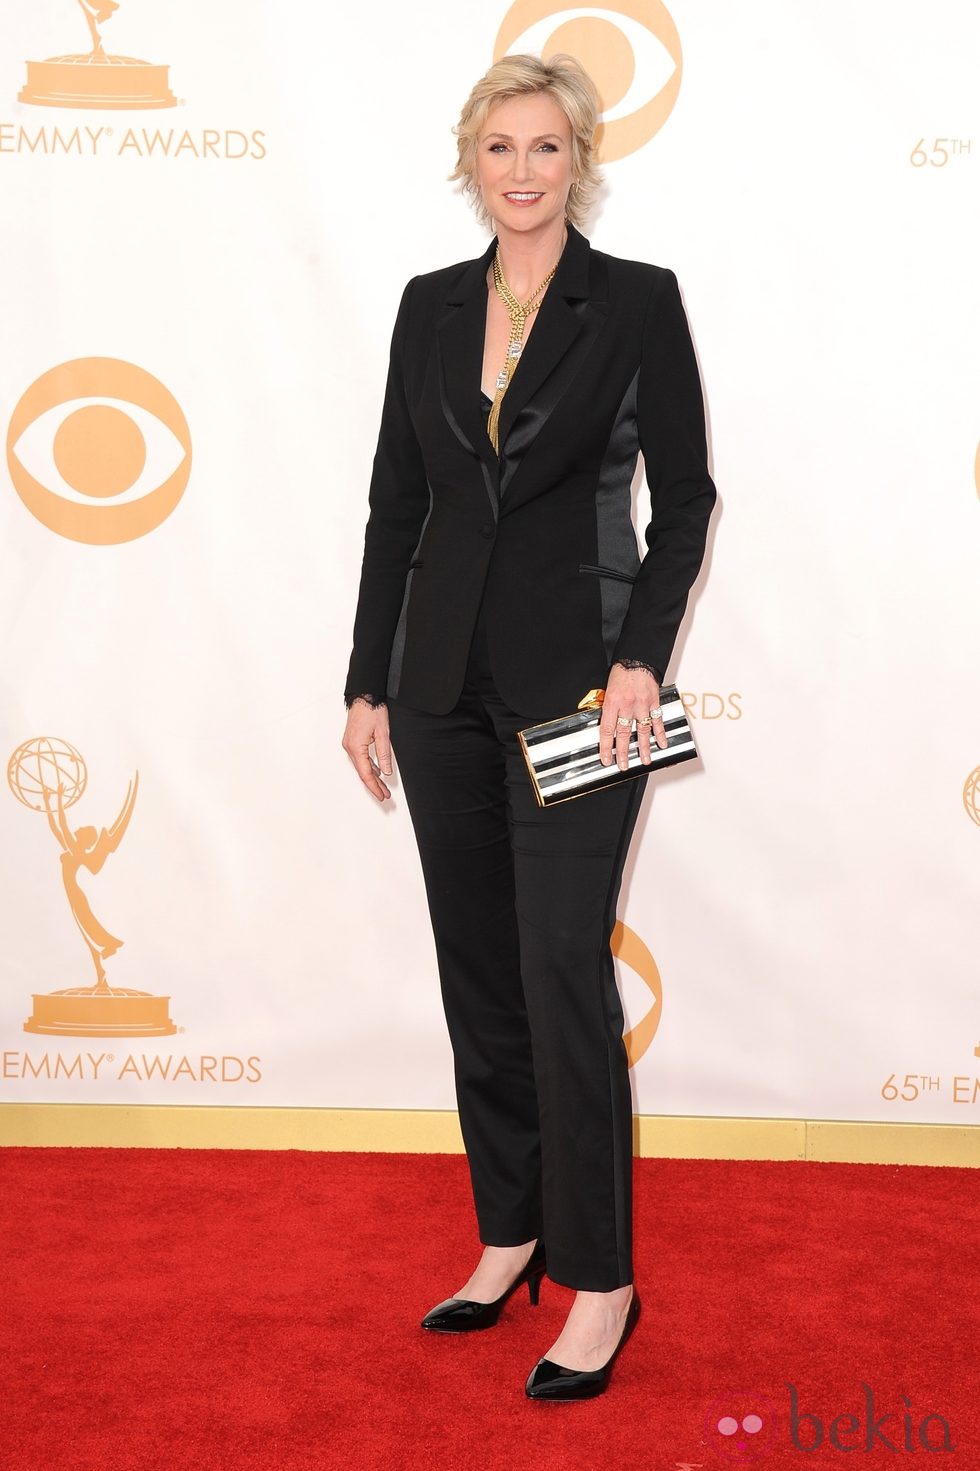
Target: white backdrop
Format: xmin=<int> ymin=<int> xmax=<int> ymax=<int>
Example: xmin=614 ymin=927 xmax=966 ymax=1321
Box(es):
xmin=1 ymin=0 xmax=978 ymax=1125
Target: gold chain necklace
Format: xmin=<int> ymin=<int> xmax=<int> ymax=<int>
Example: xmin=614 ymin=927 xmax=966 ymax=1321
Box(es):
xmin=486 ymin=244 xmax=561 ymax=453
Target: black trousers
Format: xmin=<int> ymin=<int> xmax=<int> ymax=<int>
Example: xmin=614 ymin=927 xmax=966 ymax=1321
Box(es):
xmin=387 ymin=601 xmax=644 ymax=1291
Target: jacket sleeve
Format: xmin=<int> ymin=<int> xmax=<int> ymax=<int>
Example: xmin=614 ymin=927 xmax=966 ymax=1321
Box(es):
xmin=343 ymin=275 xmax=430 ymax=706
xmin=610 ymin=268 xmax=717 ymax=684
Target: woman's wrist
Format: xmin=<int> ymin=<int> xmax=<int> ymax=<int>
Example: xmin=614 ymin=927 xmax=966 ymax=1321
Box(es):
xmin=611 ymin=657 xmax=663 ymax=686
xmin=344 ymin=692 xmax=388 ymax=710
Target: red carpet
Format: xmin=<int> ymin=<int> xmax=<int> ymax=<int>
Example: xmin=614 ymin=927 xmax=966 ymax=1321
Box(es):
xmin=0 ymin=1147 xmax=976 ymax=1469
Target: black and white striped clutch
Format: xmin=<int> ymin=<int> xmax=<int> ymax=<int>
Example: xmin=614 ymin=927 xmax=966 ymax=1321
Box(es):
xmin=517 ymin=684 xmax=698 ymax=807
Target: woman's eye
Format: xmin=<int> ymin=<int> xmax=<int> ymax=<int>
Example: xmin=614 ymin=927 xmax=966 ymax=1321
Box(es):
xmin=485 ymin=142 xmax=559 ymax=153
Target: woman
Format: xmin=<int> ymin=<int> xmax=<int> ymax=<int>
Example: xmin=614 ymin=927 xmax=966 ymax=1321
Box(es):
xmin=342 ymin=53 xmax=716 ymax=1401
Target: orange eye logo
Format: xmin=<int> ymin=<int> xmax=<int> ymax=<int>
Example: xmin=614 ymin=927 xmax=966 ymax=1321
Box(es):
xmin=6 ymin=357 xmax=191 ymax=545
xmin=612 ymin=921 xmax=663 ymax=1064
xmin=494 ymin=0 xmax=683 ymax=161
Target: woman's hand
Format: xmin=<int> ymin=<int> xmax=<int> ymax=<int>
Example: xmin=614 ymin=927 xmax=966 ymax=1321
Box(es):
xmin=342 ymin=699 xmax=394 ymax=802
xmin=599 ymin=663 xmax=668 ymax=771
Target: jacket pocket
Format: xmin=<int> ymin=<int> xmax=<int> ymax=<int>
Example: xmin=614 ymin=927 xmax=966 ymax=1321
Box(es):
xmin=578 ymin=562 xmax=636 ymax=585
xmin=408 ymin=556 xmax=425 ymax=569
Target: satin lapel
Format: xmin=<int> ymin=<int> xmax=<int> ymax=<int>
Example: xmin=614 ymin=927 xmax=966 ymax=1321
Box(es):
xmin=496 ymin=285 xmax=578 ymax=452
xmin=434 ymin=237 xmax=500 ymax=505
xmin=498 ymin=295 xmax=607 ymax=500
xmin=433 ymin=223 xmax=606 ymax=510
xmin=495 ymin=222 xmax=606 ymax=499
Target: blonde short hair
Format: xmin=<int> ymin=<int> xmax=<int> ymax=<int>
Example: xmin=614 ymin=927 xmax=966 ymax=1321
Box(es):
xmin=448 ymin=53 xmax=602 ymax=230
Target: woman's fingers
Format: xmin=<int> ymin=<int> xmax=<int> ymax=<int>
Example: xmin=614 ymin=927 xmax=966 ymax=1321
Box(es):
xmin=611 ymin=708 xmax=668 ymax=770
xmin=374 ymin=726 xmax=393 ymax=778
xmin=350 ymin=743 xmax=389 ymax=801
xmin=342 ymin=706 xmax=393 ymax=802
xmin=598 ymin=709 xmax=622 ymax=767
xmin=600 ymin=672 xmax=667 ymax=769
xmin=600 ymin=708 xmax=639 ymax=768
xmin=358 ymin=747 xmax=392 ymax=802
xmin=615 ymin=715 xmax=633 ymax=771
xmin=636 ymin=715 xmax=653 ymax=766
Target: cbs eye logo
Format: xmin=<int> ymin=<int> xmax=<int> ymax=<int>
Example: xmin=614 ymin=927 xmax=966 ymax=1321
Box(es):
xmin=6 ymin=357 xmax=191 ymax=545
xmin=494 ymin=0 xmax=682 ymax=161
xmin=612 ymin=921 xmax=662 ymax=1065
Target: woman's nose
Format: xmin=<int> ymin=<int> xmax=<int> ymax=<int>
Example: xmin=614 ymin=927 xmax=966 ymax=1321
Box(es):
xmin=510 ymin=151 xmax=535 ymax=182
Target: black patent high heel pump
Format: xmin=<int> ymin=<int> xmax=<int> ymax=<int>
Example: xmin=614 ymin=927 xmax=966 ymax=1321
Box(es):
xmin=525 ymin=1286 xmax=641 ymax=1399
xmin=420 ymin=1238 xmax=547 ymax=1332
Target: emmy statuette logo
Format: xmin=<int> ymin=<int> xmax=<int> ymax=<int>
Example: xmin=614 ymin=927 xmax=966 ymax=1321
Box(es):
xmin=964 ymin=766 xmax=980 ymax=826
xmin=19 ymin=0 xmax=176 ymax=112
xmin=7 ymin=737 xmax=177 ymax=1038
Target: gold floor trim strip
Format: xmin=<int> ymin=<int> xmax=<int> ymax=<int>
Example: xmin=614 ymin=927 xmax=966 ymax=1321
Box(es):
xmin=0 ymin=1104 xmax=977 ymax=1166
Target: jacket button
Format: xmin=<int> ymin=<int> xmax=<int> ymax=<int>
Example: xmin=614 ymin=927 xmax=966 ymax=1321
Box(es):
xmin=479 ymin=524 xmax=495 ymax=539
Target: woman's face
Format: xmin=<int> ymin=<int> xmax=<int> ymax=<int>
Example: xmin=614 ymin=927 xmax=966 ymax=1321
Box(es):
xmin=474 ymin=91 xmax=576 ymax=234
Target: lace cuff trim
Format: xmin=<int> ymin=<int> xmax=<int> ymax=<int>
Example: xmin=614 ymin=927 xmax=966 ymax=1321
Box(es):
xmin=344 ymin=692 xmax=388 ymax=710
xmin=613 ymin=658 xmax=664 ymax=684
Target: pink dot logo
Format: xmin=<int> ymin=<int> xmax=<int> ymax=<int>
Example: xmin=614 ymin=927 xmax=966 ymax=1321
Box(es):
xmin=704 ymin=1390 xmax=782 ymax=1461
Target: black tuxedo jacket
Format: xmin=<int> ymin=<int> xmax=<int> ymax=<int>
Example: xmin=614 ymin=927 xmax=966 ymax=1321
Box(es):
xmin=344 ymin=221 xmax=717 ymax=719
